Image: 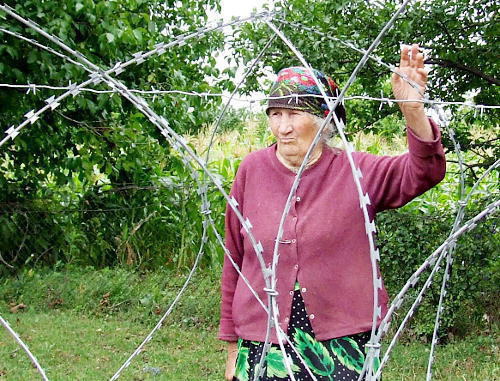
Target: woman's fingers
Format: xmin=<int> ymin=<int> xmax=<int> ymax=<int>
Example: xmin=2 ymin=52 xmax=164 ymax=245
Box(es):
xmin=410 ymin=44 xmax=420 ymax=67
xmin=415 ymin=52 xmax=425 ymax=69
xmin=400 ymin=44 xmax=424 ymax=70
xmin=417 ymin=67 xmax=430 ymax=80
xmin=392 ymin=43 xmax=429 ymax=104
xmin=400 ymin=44 xmax=410 ymax=68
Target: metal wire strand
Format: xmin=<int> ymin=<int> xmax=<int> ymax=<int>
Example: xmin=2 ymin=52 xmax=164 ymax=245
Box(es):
xmin=0 ymin=3 xmax=498 ymax=381
xmin=0 ymin=315 xmax=49 ymax=381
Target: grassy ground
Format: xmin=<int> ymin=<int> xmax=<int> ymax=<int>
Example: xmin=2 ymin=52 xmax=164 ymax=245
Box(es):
xmin=0 ymin=267 xmax=498 ymax=380
xmin=0 ymin=311 xmax=225 ymax=380
xmin=1 ymin=310 xmax=498 ymax=381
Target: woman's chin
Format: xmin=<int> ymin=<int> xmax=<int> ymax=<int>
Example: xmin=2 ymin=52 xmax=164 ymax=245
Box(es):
xmin=278 ymin=148 xmax=299 ymax=159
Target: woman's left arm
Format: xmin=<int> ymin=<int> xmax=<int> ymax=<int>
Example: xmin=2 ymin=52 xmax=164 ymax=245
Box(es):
xmin=391 ymin=44 xmax=434 ymax=141
xmin=357 ymin=44 xmax=446 ymax=212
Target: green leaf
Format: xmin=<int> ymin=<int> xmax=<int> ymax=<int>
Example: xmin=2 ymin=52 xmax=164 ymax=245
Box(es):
xmin=329 ymin=337 xmax=365 ymax=373
xmin=266 ymin=347 xmax=299 ymax=378
xmin=76 ymin=2 xmax=84 ymax=12
xmin=132 ymin=28 xmax=143 ymax=42
xmin=293 ymin=328 xmax=335 ymax=377
xmin=147 ymin=21 xmax=156 ymax=33
xmin=234 ymin=339 xmax=249 ymax=381
xmin=105 ymin=33 xmax=115 ymax=43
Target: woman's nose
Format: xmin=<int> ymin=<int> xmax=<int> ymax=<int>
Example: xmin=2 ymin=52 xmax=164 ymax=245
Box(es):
xmin=278 ymin=115 xmax=293 ymax=135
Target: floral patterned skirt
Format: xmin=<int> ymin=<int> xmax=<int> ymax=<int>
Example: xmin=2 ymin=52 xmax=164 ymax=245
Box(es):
xmin=233 ymin=286 xmax=373 ymax=381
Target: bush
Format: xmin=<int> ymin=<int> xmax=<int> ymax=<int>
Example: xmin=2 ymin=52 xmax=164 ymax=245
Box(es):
xmin=377 ymin=198 xmax=499 ymax=340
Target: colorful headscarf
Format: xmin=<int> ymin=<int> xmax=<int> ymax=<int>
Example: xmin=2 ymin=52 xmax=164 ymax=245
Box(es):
xmin=266 ymin=66 xmax=346 ymax=124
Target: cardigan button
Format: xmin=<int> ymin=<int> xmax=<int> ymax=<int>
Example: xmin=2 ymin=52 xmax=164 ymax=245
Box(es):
xmin=296 ymin=196 xmax=301 ymax=202
xmin=309 ymin=314 xmax=315 ymax=320
xmin=289 ymin=290 xmax=293 ymax=295
xmin=291 ymin=239 xmax=296 ymax=243
xmin=294 ymin=264 xmax=298 ymax=270
xmin=301 ymin=287 xmax=307 ymax=293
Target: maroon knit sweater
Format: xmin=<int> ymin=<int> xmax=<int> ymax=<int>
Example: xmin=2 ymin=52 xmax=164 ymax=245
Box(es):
xmin=219 ymin=121 xmax=446 ymax=343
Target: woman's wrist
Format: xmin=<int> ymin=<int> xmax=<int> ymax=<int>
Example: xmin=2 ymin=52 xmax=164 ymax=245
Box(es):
xmin=400 ymin=103 xmax=425 ymax=116
xmin=401 ymin=106 xmax=434 ymax=141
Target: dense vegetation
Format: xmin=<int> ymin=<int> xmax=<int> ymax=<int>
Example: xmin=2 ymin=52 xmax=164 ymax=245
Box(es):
xmin=0 ymin=0 xmax=228 ymax=270
xmin=0 ymin=0 xmax=498 ymax=344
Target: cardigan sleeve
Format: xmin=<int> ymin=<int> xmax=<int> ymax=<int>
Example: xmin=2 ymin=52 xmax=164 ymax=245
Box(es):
xmin=357 ymin=118 xmax=446 ymax=212
xmin=218 ymin=164 xmax=246 ymax=342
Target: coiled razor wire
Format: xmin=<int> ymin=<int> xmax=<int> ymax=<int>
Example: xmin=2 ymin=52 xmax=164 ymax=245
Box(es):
xmin=0 ymin=2 xmax=498 ymax=381
xmin=0 ymin=4 xmax=274 ymax=380
xmin=269 ymin=16 xmax=485 ymax=381
xmin=373 ymin=200 xmax=500 ymax=379
xmin=0 ymin=7 xmax=277 ymax=146
xmin=257 ymin=0 xmax=423 ymax=378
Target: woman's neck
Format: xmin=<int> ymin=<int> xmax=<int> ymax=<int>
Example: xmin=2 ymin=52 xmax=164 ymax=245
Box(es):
xmin=276 ymin=145 xmax=323 ymax=173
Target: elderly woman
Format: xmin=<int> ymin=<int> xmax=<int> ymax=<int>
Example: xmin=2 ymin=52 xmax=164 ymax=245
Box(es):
xmin=219 ymin=45 xmax=446 ymax=381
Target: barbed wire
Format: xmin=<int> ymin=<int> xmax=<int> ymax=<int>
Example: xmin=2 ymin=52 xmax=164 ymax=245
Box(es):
xmin=422 ymin=107 xmax=467 ymax=379
xmin=0 ymin=7 xmax=276 ymax=147
xmin=0 ymin=2 xmax=498 ymax=381
xmin=260 ymin=1 xmax=426 ymax=378
xmin=274 ymin=10 xmax=490 ymax=380
xmin=0 ymin=4 xmax=276 ymax=380
xmin=373 ymin=199 xmax=499 ymax=379
xmin=2 ymin=82 xmax=499 ymax=111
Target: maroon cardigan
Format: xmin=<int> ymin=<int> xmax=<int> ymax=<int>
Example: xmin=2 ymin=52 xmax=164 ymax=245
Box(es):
xmin=219 ymin=121 xmax=446 ymax=343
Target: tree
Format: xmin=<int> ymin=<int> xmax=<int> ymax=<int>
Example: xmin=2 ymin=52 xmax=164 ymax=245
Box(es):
xmin=0 ymin=0 xmax=229 ymax=270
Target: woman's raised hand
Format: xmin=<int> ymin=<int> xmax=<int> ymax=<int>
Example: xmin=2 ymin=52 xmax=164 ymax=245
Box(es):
xmin=391 ymin=43 xmax=430 ymax=112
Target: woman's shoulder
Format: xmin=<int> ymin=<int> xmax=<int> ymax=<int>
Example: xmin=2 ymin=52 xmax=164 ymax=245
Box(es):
xmin=325 ymin=145 xmax=397 ymax=172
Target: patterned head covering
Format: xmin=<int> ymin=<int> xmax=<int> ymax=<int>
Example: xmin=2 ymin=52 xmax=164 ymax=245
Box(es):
xmin=266 ymin=66 xmax=346 ymax=124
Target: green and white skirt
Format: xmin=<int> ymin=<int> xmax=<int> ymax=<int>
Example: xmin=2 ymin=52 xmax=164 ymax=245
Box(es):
xmin=233 ymin=285 xmax=374 ymax=381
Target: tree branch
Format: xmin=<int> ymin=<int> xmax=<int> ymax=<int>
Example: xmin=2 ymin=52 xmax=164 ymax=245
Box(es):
xmin=426 ymin=58 xmax=500 ymax=86
xmin=470 ymin=137 xmax=500 ymax=148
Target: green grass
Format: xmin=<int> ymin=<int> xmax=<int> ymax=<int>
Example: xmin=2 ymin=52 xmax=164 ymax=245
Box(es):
xmin=0 ymin=311 xmax=498 ymax=380
xmin=384 ymin=335 xmax=499 ymax=380
xmin=1 ymin=267 xmax=498 ymax=380
xmin=0 ymin=311 xmax=225 ymax=380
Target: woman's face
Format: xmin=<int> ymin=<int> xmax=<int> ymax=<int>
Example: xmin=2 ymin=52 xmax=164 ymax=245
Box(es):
xmin=268 ymin=108 xmax=321 ymax=165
